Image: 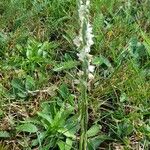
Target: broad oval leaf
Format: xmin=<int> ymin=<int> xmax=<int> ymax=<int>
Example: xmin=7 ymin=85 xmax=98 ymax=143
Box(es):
xmin=87 ymin=124 xmax=101 ymax=138
xmin=0 ymin=131 xmax=10 ymax=138
xmin=17 ymin=123 xmax=38 ymax=133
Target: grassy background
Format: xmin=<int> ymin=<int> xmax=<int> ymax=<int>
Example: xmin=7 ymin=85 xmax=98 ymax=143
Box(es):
xmin=0 ymin=0 xmax=150 ymax=149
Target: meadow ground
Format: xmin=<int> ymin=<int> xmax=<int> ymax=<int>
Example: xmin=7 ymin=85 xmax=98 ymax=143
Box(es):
xmin=0 ymin=0 xmax=150 ymax=149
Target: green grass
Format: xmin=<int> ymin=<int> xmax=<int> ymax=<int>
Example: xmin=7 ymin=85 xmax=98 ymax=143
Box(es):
xmin=0 ymin=0 xmax=150 ymax=149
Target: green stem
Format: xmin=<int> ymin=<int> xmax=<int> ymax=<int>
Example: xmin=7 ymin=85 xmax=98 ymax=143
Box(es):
xmin=79 ymin=59 xmax=88 ymax=150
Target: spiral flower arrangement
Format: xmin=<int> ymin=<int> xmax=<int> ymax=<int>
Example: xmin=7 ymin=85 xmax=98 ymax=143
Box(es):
xmin=74 ymin=0 xmax=94 ymax=149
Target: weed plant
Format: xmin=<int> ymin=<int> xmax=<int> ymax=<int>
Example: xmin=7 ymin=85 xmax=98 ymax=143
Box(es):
xmin=0 ymin=0 xmax=150 ymax=149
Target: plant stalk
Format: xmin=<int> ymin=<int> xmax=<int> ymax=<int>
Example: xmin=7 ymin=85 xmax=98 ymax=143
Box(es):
xmin=79 ymin=59 xmax=88 ymax=150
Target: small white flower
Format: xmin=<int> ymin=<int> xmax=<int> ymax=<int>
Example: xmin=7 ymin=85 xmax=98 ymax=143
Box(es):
xmin=74 ymin=79 xmax=80 ymax=85
xmin=87 ymin=23 xmax=92 ymax=33
xmin=87 ymin=38 xmax=94 ymax=46
xmin=84 ymin=46 xmax=90 ymax=53
xmin=86 ymin=54 xmax=93 ymax=59
xmin=86 ymin=0 xmax=90 ymax=6
xmin=86 ymin=54 xmax=93 ymax=62
xmin=77 ymin=70 xmax=84 ymax=76
xmin=77 ymin=52 xmax=86 ymax=61
xmin=73 ymin=36 xmax=81 ymax=47
xmin=88 ymin=73 xmax=94 ymax=80
xmin=88 ymin=65 xmax=95 ymax=73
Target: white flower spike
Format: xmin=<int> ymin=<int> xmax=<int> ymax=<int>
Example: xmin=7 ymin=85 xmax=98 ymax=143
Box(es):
xmin=75 ymin=0 xmax=95 ymax=80
xmin=74 ymin=1 xmax=95 ymax=149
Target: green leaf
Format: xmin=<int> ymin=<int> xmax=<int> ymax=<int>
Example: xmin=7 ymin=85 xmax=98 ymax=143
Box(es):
xmin=0 ymin=109 xmax=4 ymax=116
xmin=120 ymin=92 xmax=128 ymax=103
xmin=0 ymin=131 xmax=10 ymax=138
xmin=26 ymin=49 xmax=32 ymax=59
xmin=65 ymin=138 xmax=73 ymax=150
xmin=11 ymin=78 xmax=27 ymax=98
xmin=17 ymin=123 xmax=38 ymax=133
xmin=87 ymin=124 xmax=101 ymax=137
xmin=143 ymin=44 xmax=150 ymax=56
xmin=53 ymin=60 xmax=78 ymax=72
xmin=25 ymin=76 xmax=35 ymax=90
xmin=11 ymin=78 xmax=25 ymax=91
xmin=32 ymin=131 xmax=47 ymax=147
xmin=92 ymin=55 xmax=113 ymax=69
xmin=17 ymin=92 xmax=27 ymax=98
xmin=57 ymin=140 xmax=65 ymax=150
xmin=58 ymin=84 xmax=74 ymax=105
xmin=92 ymin=57 xmax=103 ymax=65
xmin=88 ymin=135 xmax=110 ymax=150
xmin=58 ymin=128 xmax=76 ymax=139
xmin=59 ymin=84 xmax=69 ymax=100
xmin=52 ymin=109 xmax=64 ymax=128
xmin=87 ymin=141 xmax=95 ymax=150
xmin=37 ymin=111 xmax=53 ymax=125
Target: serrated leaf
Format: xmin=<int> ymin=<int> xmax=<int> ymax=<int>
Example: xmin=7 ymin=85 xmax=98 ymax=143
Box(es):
xmin=17 ymin=123 xmax=38 ymax=133
xmin=0 ymin=131 xmax=10 ymax=138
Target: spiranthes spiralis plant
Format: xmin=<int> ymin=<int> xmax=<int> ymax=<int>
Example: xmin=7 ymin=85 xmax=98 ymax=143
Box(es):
xmin=74 ymin=0 xmax=95 ymax=149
